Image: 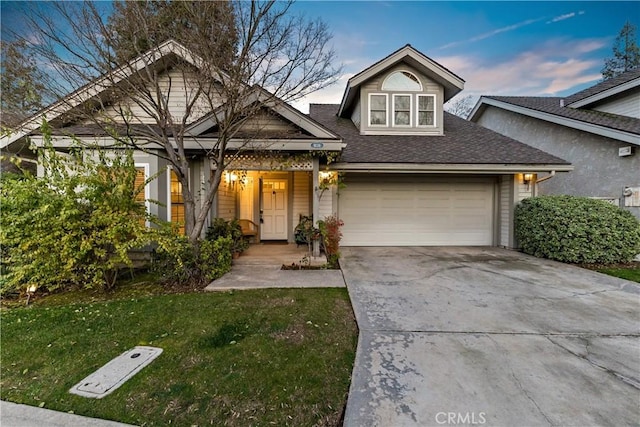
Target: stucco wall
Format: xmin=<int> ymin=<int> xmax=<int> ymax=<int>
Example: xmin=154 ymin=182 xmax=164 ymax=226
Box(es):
xmin=476 ymin=106 xmax=640 ymax=219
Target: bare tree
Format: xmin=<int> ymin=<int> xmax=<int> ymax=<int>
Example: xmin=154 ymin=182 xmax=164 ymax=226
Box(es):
xmin=444 ymin=94 xmax=475 ymax=119
xmin=13 ymin=0 xmax=341 ymax=244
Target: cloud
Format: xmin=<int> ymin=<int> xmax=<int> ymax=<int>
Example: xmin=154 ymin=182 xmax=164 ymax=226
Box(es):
xmin=546 ymin=10 xmax=586 ymax=24
xmin=291 ymin=73 xmax=354 ymax=113
xmin=438 ymin=17 xmax=545 ymax=50
xmin=434 ymin=39 xmax=606 ymax=97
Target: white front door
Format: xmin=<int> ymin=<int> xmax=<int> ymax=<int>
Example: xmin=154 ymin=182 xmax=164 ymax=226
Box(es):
xmin=261 ymin=179 xmax=288 ymax=240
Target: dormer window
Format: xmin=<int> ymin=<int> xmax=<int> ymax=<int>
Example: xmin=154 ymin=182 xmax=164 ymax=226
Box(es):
xmin=417 ymin=95 xmax=435 ymax=126
xmin=383 ymin=71 xmax=422 ymax=91
xmin=369 ymin=94 xmax=388 ymax=126
xmin=363 ymin=68 xmax=441 ymax=134
xmin=393 ymin=94 xmax=412 ymax=126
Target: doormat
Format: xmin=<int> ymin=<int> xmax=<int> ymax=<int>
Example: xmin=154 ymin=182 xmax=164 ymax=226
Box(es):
xmin=69 ymin=346 xmax=162 ymax=399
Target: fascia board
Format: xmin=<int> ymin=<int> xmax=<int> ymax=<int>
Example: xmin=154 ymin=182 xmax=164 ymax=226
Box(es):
xmin=30 ymin=135 xmax=344 ymax=152
xmin=568 ymin=78 xmax=640 ymax=108
xmin=329 ymin=162 xmax=573 ymax=173
xmin=474 ymin=98 xmax=640 ymax=146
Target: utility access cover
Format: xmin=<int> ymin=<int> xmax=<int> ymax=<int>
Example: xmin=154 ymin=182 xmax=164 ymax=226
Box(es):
xmin=70 ymin=346 xmax=162 ymax=399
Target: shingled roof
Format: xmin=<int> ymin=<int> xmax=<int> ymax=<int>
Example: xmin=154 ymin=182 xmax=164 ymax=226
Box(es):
xmin=310 ymin=104 xmax=569 ymax=166
xmin=566 ymin=68 xmax=640 ymax=105
xmin=482 ymin=96 xmax=640 ymax=136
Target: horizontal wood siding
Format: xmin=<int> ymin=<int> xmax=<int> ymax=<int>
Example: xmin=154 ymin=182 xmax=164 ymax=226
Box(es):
xmin=292 ymin=171 xmax=310 ymax=222
xmin=499 ymin=175 xmax=512 ymax=247
xmin=238 ymin=111 xmax=299 ymax=134
xmin=351 ymin=100 xmax=361 ymax=129
xmin=593 ymin=91 xmax=640 ymax=118
xmin=319 ymin=188 xmax=333 ymax=220
xmin=217 ymin=184 xmax=237 ymax=221
xmin=96 ymin=69 xmax=220 ymax=125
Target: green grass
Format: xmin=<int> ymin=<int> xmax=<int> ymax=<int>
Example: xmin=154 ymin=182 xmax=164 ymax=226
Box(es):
xmin=598 ymin=266 xmax=640 ymax=283
xmin=1 ymin=288 xmax=358 ymax=426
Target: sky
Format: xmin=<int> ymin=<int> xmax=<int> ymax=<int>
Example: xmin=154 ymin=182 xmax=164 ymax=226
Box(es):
xmin=2 ymin=1 xmax=639 ymax=113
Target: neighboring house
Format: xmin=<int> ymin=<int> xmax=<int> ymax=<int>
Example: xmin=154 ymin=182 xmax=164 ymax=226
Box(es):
xmin=469 ymin=68 xmax=640 ymax=219
xmin=1 ymin=42 xmax=571 ymax=249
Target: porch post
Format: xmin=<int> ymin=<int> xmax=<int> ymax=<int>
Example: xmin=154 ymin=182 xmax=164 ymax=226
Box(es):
xmin=312 ymin=157 xmax=321 ymax=258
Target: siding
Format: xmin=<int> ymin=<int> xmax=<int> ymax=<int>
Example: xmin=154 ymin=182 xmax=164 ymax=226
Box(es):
xmin=292 ymin=171 xmax=311 ymax=222
xmin=319 ymin=186 xmax=333 ymax=220
xmin=476 ymin=106 xmax=640 ymax=219
xmin=94 ymin=68 xmax=219 ymax=125
xmin=499 ymin=176 xmax=512 ymax=247
xmin=592 ymin=91 xmax=640 ymax=118
xmin=217 ymin=185 xmax=237 ymax=221
xmin=238 ymin=110 xmax=299 ymax=135
xmin=351 ymin=100 xmax=361 ymax=129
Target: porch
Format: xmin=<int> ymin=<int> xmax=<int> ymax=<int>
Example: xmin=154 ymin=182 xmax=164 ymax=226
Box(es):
xmin=234 ymin=242 xmax=327 ymax=267
xmin=204 ymin=242 xmax=345 ymax=291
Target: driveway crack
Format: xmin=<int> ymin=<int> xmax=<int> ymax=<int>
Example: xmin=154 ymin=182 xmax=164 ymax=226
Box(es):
xmin=485 ymin=335 xmax=555 ymax=426
xmin=546 ymin=336 xmax=640 ymax=390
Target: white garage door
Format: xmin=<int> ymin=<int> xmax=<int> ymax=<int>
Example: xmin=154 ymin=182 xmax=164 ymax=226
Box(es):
xmin=339 ymin=175 xmax=495 ymax=246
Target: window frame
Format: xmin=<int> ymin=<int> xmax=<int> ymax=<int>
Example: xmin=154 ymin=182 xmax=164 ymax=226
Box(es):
xmin=416 ymin=94 xmax=437 ymax=128
xmin=382 ymin=70 xmax=423 ymax=91
xmin=134 ymin=163 xmax=151 ymax=223
xmin=368 ymin=93 xmax=388 ymax=127
xmin=167 ymin=166 xmax=187 ymax=235
xmin=392 ymin=93 xmax=413 ymax=127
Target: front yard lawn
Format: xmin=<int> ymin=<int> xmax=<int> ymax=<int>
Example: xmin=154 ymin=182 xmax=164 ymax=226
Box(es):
xmin=597 ymin=264 xmax=640 ymax=283
xmin=1 ymin=288 xmax=357 ymax=426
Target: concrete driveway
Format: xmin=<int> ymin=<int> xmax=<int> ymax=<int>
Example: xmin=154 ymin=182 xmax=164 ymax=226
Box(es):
xmin=341 ymin=247 xmax=640 ymax=427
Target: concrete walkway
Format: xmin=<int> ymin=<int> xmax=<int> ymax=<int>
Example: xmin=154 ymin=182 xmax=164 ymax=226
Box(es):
xmin=0 ymin=401 xmax=136 ymax=427
xmin=205 ymin=242 xmax=345 ymax=290
xmin=341 ymin=247 xmax=640 ymax=427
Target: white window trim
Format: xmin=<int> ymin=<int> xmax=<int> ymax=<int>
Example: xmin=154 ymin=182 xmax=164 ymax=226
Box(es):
xmin=368 ymin=93 xmax=388 ymax=127
xmin=382 ymin=70 xmax=423 ymax=91
xmin=392 ymin=94 xmax=413 ymax=127
xmin=417 ymin=94 xmax=437 ymax=128
xmin=167 ymin=165 xmax=189 ymax=226
xmin=135 ymin=163 xmax=150 ymax=226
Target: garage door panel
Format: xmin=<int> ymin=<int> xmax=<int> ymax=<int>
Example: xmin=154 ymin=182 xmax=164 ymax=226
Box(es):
xmin=340 ymin=176 xmax=494 ymax=246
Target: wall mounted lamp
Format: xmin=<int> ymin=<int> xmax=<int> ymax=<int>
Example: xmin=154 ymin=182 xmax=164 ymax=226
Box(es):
xmin=523 ymin=173 xmax=534 ymax=191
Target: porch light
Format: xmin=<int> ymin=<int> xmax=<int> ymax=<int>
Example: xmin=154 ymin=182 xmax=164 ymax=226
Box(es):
xmin=523 ymin=173 xmax=534 ymax=191
xmin=319 ymin=171 xmax=334 ymax=185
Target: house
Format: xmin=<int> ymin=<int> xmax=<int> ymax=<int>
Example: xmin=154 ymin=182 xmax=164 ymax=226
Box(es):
xmin=307 ymin=45 xmax=570 ymax=247
xmin=469 ymin=68 xmax=640 ymax=219
xmin=1 ymin=42 xmax=571 ymax=249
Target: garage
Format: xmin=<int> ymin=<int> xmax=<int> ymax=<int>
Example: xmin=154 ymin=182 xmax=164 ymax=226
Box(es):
xmin=339 ymin=175 xmax=495 ymax=246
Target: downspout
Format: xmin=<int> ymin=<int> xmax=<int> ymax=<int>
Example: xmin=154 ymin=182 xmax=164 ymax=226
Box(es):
xmin=533 ymin=171 xmax=556 ymax=197
xmin=535 ymin=171 xmax=556 ymax=184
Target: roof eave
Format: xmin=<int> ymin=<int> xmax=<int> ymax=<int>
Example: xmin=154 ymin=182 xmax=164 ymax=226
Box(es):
xmin=329 ymin=162 xmax=573 ymax=173
xmin=568 ymin=77 xmax=640 ymax=108
xmin=470 ymin=97 xmax=640 ymax=146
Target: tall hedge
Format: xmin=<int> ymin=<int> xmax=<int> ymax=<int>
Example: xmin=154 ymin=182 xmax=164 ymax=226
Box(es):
xmin=515 ymin=195 xmax=640 ymax=264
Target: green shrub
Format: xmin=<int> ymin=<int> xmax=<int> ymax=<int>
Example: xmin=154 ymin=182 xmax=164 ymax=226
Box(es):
xmin=206 ymin=218 xmax=248 ymax=254
xmin=515 ymin=195 xmax=640 ymax=264
xmin=0 ymin=134 xmax=171 ymax=294
xmin=152 ymin=236 xmax=232 ymax=285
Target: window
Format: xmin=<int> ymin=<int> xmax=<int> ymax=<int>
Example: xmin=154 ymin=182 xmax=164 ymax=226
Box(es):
xmin=169 ymin=169 xmax=185 ymax=235
xmin=369 ymin=94 xmax=387 ymax=126
xmin=417 ymin=95 xmax=435 ymax=126
xmin=134 ymin=164 xmax=150 ymax=226
xmin=382 ymin=71 xmax=422 ymax=91
xmin=393 ymin=94 xmax=411 ymax=126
